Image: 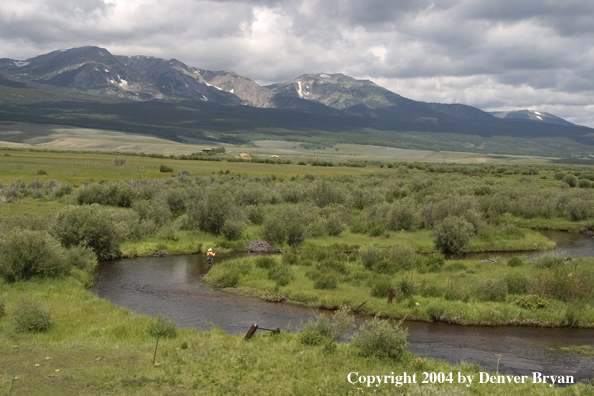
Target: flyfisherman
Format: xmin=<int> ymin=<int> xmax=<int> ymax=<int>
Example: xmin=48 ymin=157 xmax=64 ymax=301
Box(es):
xmin=207 ymin=248 xmax=215 ymax=268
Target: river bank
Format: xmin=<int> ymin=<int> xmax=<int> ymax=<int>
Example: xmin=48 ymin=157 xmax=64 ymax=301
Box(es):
xmin=2 ymin=273 xmax=593 ymax=394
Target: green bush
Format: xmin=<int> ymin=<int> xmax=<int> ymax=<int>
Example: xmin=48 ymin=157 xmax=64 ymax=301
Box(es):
xmin=193 ymin=186 xmax=237 ymax=235
xmin=0 ymin=295 xmax=5 ymax=317
xmin=268 ymin=264 xmax=294 ymax=286
xmin=387 ymin=197 xmax=418 ymax=231
xmin=360 ymin=246 xmax=383 ymax=270
xmin=245 ymin=204 xmax=265 ymax=225
xmin=368 ymin=278 xmax=393 ymax=298
xmin=210 ymin=271 xmax=241 ymax=288
xmin=507 ymin=256 xmax=525 ymax=267
xmin=52 ymin=205 xmax=128 ymax=261
xmin=209 ymin=259 xmax=253 ymax=288
xmin=298 ymin=314 xmax=332 ymax=345
xmin=397 ymin=280 xmax=415 ymax=297
xmin=159 ymin=164 xmax=173 ymax=173
xmin=351 ymin=317 xmax=408 ymax=360
xmin=157 ymin=222 xmax=180 ymax=241
xmin=326 ymin=213 xmax=346 ymax=236
xmin=475 ymin=278 xmax=508 ymax=302
xmin=504 ymin=272 xmax=528 ymax=294
xmin=331 ymin=306 xmax=355 ymax=341
xmin=281 ymin=250 xmax=299 ymax=266
xmin=563 ymin=174 xmax=578 ymax=187
xmin=317 ymin=259 xmax=349 ymax=275
xmin=65 ymin=244 xmax=98 ymax=272
xmin=255 ymin=256 xmax=278 ymax=270
xmin=433 ymin=216 xmax=474 ymax=254
xmin=220 ymin=219 xmax=245 ymax=240
xmin=0 ymin=229 xmax=70 ymax=282
xmin=12 ymin=298 xmax=53 ymax=333
xmin=311 ymin=272 xmax=339 ymax=290
xmin=76 ymin=181 xmax=134 ymax=207
xmin=534 ymin=253 xmax=565 ymax=269
xmin=421 ymin=253 xmax=445 ymax=273
xmin=565 ymin=199 xmax=593 ymax=221
xmin=528 ymin=267 xmax=594 ymax=301
xmin=444 ymin=286 xmax=469 ymax=302
xmin=132 ymin=198 xmax=172 ymax=227
xmin=262 ymin=205 xmax=309 ymax=247
xmin=514 ymin=295 xmax=549 ymax=310
xmin=385 ymin=243 xmax=418 ymax=272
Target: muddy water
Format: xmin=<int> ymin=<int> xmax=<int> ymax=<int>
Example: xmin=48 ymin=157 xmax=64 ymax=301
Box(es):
xmin=92 ymin=232 xmax=594 ymax=381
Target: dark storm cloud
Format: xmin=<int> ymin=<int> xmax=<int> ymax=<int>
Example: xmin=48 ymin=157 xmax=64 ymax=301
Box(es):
xmin=1 ymin=0 xmax=593 ymax=125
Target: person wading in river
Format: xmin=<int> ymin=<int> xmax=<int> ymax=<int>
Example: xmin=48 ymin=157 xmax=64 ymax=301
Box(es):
xmin=207 ymin=248 xmax=215 ymax=268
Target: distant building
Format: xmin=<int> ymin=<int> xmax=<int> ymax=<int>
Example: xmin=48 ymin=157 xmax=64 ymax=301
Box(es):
xmin=202 ymin=148 xmax=212 ymax=153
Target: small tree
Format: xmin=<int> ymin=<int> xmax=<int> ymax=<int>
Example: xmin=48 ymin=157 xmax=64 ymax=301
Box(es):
xmin=147 ymin=313 xmax=177 ymax=364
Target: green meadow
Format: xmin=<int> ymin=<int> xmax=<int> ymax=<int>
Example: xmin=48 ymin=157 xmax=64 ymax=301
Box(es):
xmin=1 ymin=141 xmax=594 ymax=394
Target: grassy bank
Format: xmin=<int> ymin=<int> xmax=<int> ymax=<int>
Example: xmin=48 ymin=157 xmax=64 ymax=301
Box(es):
xmin=1 ymin=277 xmax=592 ymax=395
xmin=205 ymin=252 xmax=594 ymax=328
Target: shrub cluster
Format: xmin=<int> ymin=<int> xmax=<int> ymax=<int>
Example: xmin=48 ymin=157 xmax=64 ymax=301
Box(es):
xmin=0 ymin=229 xmax=70 ymax=282
xmin=12 ymin=298 xmax=53 ymax=333
xmin=351 ymin=317 xmax=408 ymax=360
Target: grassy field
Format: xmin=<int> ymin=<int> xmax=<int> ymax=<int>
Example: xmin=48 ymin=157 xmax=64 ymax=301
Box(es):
xmin=1 ymin=276 xmax=593 ymax=395
xmin=0 ymin=122 xmax=204 ymax=155
xmin=0 ymin=122 xmax=573 ymax=166
xmin=251 ymin=140 xmax=563 ymax=164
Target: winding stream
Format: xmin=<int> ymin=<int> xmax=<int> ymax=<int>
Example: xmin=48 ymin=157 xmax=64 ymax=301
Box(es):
xmin=92 ymin=231 xmax=594 ymax=381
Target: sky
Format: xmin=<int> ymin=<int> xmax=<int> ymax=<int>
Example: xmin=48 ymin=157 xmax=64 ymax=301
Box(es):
xmin=1 ymin=0 xmax=594 ymax=126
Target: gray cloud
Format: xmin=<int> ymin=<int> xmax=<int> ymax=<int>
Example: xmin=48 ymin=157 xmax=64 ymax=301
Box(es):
xmin=1 ymin=0 xmax=594 ymax=126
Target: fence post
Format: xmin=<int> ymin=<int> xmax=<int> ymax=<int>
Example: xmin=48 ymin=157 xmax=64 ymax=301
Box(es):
xmin=244 ymin=323 xmax=259 ymax=340
xmin=388 ymin=287 xmax=394 ymax=304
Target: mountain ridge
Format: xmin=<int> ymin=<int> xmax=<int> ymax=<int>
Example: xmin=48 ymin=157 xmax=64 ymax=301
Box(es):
xmin=0 ymin=45 xmax=580 ymax=128
xmin=1 ymin=46 xmax=593 ymax=159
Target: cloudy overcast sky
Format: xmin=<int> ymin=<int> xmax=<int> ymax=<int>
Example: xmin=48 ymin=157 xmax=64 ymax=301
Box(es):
xmin=1 ymin=0 xmax=594 ymax=126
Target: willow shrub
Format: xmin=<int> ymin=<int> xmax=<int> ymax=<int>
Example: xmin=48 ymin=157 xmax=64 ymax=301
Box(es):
xmin=528 ymin=266 xmax=594 ymax=301
xmin=351 ymin=317 xmax=408 ymax=361
xmin=433 ymin=216 xmax=474 ymax=254
xmin=13 ymin=298 xmax=53 ymax=333
xmin=52 ymin=205 xmax=129 ymax=261
xmin=475 ymin=278 xmax=508 ymax=302
xmin=0 ymin=229 xmax=70 ymax=283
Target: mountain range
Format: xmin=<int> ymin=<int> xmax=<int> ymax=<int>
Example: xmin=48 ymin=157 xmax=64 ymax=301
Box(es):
xmin=1 ymin=46 xmax=593 ymax=158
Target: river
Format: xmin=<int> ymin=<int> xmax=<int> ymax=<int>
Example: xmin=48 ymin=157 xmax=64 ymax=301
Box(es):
xmin=91 ymin=231 xmax=594 ymax=382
